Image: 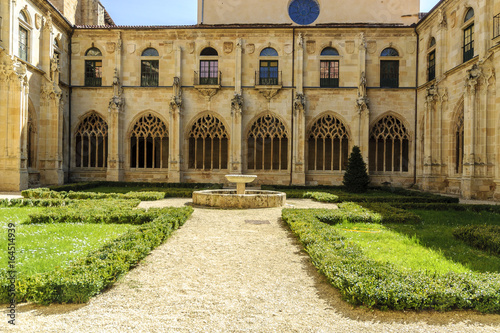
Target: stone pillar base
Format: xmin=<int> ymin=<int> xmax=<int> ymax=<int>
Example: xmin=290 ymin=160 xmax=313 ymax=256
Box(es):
xmin=0 ymin=168 xmax=28 ymax=191
xmin=41 ymin=169 xmax=64 ymax=187
xmin=494 ymin=180 xmax=500 ymax=201
xmin=106 ymin=169 xmax=125 ymax=182
xmin=291 ymin=171 xmax=306 ymax=186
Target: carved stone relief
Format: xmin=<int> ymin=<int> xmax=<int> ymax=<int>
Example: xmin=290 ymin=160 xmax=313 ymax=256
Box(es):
xmin=246 ymin=44 xmax=255 ymax=54
xmin=224 ymin=42 xmax=233 ymax=54
xmin=306 ymin=40 xmax=316 ymax=54
xmin=367 ymin=41 xmax=377 ymax=54
xmin=127 ymin=44 xmax=135 ymax=54
xmin=346 ymin=41 xmax=355 ymax=54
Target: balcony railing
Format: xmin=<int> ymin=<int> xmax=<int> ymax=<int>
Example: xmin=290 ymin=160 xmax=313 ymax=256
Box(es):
xmin=320 ymin=77 xmax=339 ymax=88
xmin=141 ymin=72 xmax=159 ymax=87
xmin=85 ymin=76 xmax=102 ymax=87
xmin=494 ymin=13 xmax=500 ymax=39
xmin=255 ymin=71 xmax=282 ymax=86
xmin=194 ymin=71 xmax=221 ymax=86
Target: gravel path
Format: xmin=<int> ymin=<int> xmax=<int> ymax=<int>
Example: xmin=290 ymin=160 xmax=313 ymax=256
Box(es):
xmin=3 ymin=198 xmax=500 ymax=332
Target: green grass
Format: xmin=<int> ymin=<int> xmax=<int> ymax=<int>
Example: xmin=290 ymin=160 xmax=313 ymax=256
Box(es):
xmin=386 ymin=209 xmax=500 ymax=273
xmin=332 ymin=221 xmax=470 ymax=275
xmin=0 ymin=207 xmax=137 ymax=276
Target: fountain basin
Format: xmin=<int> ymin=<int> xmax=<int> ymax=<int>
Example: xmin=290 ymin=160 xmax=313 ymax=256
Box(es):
xmin=192 ymin=190 xmax=286 ymax=209
xmin=225 ymin=174 xmax=257 ymax=194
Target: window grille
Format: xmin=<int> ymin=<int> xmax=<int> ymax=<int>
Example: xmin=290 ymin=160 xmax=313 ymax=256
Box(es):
xmin=368 ymin=115 xmax=410 ymax=172
xmin=85 ymin=60 xmax=102 ymax=87
xmin=320 ymin=60 xmax=339 ymax=88
xmin=247 ymin=114 xmax=289 ymax=170
xmin=463 ymin=24 xmax=474 ymax=62
xmin=76 ymin=113 xmax=108 ymax=168
xmin=308 ymin=115 xmax=349 ymax=171
xmin=130 ymin=114 xmax=169 ymax=169
xmin=427 ymin=50 xmax=436 ymax=81
xmin=19 ymin=26 xmax=28 ymax=61
xmin=197 ymin=60 xmax=219 ymax=85
xmin=258 ymin=60 xmax=280 ymax=85
xmin=380 ymin=60 xmax=399 ymax=88
xmin=188 ymin=115 xmax=228 ymax=170
xmin=141 ymin=60 xmax=159 ymax=87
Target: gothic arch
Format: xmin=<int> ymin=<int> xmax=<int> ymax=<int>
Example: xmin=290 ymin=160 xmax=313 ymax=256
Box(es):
xmin=127 ymin=110 xmax=168 ymax=136
xmin=246 ymin=112 xmax=290 ymax=171
xmin=128 ymin=112 xmax=169 ymax=169
xmin=379 ymin=44 xmax=403 ymax=57
xmin=369 ymin=113 xmax=411 ymax=173
xmin=306 ymin=112 xmax=350 ymax=172
xmin=187 ymin=112 xmax=229 ymax=170
xmin=306 ymin=111 xmax=351 ymax=137
xmin=451 ymin=100 xmax=465 ymax=175
xmin=257 ymin=44 xmax=282 ymax=56
xmin=75 ymin=112 xmax=109 ymax=168
xmin=245 ymin=111 xmax=290 ymax=137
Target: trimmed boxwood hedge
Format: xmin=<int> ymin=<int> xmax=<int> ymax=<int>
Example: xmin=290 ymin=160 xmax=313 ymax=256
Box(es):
xmin=314 ymin=203 xmax=382 ymax=225
xmin=282 ymin=208 xmax=500 ymax=313
xmin=453 ymin=225 xmax=500 ymax=255
xmin=22 ymin=188 xmax=165 ymax=201
xmin=303 ymin=192 xmax=340 ymax=203
xmin=391 ymin=202 xmax=500 ymax=214
xmin=358 ymin=202 xmax=422 ymax=224
xmin=49 ymin=181 xmax=223 ymax=192
xmin=0 ymin=206 xmax=193 ymax=304
xmin=0 ymin=198 xmax=70 ymax=207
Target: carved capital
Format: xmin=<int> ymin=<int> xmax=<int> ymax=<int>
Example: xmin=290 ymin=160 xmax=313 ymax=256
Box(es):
xmin=356 ymin=96 xmax=370 ymax=114
xmin=169 ymin=96 xmax=182 ymax=113
xmin=256 ymin=87 xmax=281 ymax=100
xmin=195 ymin=87 xmax=219 ymax=100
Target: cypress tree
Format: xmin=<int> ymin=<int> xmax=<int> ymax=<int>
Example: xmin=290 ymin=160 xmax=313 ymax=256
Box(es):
xmin=342 ymin=145 xmax=370 ymax=193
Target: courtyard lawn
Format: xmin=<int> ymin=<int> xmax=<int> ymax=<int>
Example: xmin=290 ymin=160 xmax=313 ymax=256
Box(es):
xmin=387 ymin=209 xmax=500 ymax=273
xmin=0 ymin=207 xmax=137 ymax=276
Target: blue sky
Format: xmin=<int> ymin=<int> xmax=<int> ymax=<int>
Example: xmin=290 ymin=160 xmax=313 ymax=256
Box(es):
xmin=100 ymin=0 xmax=440 ymax=26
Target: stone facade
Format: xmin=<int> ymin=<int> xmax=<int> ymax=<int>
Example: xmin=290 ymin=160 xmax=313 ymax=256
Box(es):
xmin=1 ymin=0 xmax=499 ymax=201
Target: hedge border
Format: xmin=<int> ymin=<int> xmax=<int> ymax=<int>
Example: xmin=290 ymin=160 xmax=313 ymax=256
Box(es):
xmin=50 ymin=181 xmax=223 ymax=192
xmin=0 ymin=206 xmax=193 ymax=304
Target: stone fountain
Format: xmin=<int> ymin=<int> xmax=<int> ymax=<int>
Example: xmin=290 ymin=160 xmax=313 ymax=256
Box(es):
xmin=192 ymin=174 xmax=286 ymax=208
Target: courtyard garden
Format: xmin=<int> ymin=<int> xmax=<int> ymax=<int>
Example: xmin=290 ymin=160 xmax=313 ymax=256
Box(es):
xmin=1 ymin=181 xmax=499 ymax=314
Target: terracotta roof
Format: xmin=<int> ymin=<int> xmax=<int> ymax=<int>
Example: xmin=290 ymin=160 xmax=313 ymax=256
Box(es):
xmin=75 ymin=22 xmax=411 ymax=30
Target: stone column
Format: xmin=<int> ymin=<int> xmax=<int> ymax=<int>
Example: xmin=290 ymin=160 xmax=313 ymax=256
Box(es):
xmin=461 ymin=64 xmax=482 ymax=198
xmin=356 ymin=33 xmax=369 ymax=163
xmin=292 ymin=34 xmax=305 ymax=185
xmin=169 ymin=77 xmax=182 ymax=183
xmin=0 ymin=51 xmax=29 ymax=190
xmin=229 ymin=39 xmax=243 ymax=174
xmin=107 ymin=70 xmax=125 ymax=181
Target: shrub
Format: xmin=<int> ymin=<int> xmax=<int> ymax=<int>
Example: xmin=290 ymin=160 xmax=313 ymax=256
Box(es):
xmin=303 ymin=192 xmax=339 ymax=203
xmin=342 ymin=146 xmax=370 ymax=193
xmin=391 ymin=202 xmax=500 ymax=213
xmin=282 ymin=208 xmax=500 ymax=313
xmin=0 ymin=206 xmax=193 ymax=304
xmin=0 ymin=198 xmax=70 ymax=207
xmin=359 ymin=202 xmax=422 ymax=224
xmin=453 ymin=225 xmax=500 ymax=255
xmin=314 ymin=203 xmax=382 ymax=225
xmin=49 ymin=181 xmax=223 ymax=192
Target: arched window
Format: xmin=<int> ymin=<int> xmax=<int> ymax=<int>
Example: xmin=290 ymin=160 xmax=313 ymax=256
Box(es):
xmin=369 ymin=115 xmax=410 ymax=172
xmin=18 ymin=11 xmax=31 ymax=62
xmin=427 ymin=38 xmax=436 ymax=81
xmin=455 ymin=111 xmax=464 ymax=174
xmin=198 ymin=47 xmax=219 ymax=85
xmin=27 ymin=106 xmax=36 ymax=169
xmin=188 ymin=114 xmax=228 ymax=170
xmin=141 ymin=48 xmax=159 ymax=87
xmin=130 ymin=114 xmax=169 ymax=169
xmin=380 ymin=48 xmax=399 ymax=88
xmin=76 ymin=113 xmax=108 ymax=168
xmin=247 ymin=114 xmax=288 ymax=170
xmin=259 ymin=48 xmax=279 ymax=85
xmin=320 ymin=47 xmax=340 ymax=88
xmin=84 ymin=47 xmax=102 ymax=87
xmin=463 ymin=8 xmax=474 ymax=62
xmin=308 ymin=114 xmax=349 ymax=171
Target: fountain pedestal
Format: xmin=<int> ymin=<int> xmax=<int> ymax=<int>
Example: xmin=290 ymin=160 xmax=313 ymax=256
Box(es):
xmin=225 ymin=174 xmax=257 ymax=194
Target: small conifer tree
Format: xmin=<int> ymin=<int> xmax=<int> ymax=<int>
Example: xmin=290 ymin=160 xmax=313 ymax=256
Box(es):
xmin=342 ymin=145 xmax=370 ymax=193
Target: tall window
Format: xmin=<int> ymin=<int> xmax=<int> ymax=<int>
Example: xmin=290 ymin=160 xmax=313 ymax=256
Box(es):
xmin=320 ymin=47 xmax=339 ymax=88
xmin=455 ymin=111 xmax=464 ymax=174
xmin=18 ymin=11 xmax=30 ymax=62
xmin=188 ymin=114 xmax=228 ymax=170
xmin=75 ymin=113 xmax=108 ymax=168
xmin=308 ymin=114 xmax=349 ymax=171
xmin=141 ymin=48 xmax=159 ymax=87
xmin=85 ymin=47 xmax=102 ymax=87
xmin=198 ymin=47 xmax=219 ymax=85
xmin=380 ymin=47 xmax=399 ymax=88
xmin=369 ymin=115 xmax=410 ymax=172
xmin=130 ymin=114 xmax=169 ymax=169
xmin=247 ymin=114 xmax=288 ymax=170
xmin=259 ymin=48 xmax=279 ymax=85
xmin=463 ymin=8 xmax=474 ymax=63
xmin=428 ymin=50 xmax=436 ymax=81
